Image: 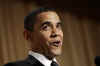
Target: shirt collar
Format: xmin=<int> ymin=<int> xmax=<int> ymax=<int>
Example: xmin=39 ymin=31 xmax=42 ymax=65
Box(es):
xmin=29 ymin=51 xmax=56 ymax=66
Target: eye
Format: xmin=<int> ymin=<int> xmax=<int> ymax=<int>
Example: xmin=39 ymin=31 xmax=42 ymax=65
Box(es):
xmin=41 ymin=25 xmax=50 ymax=31
xmin=40 ymin=21 xmax=51 ymax=31
xmin=57 ymin=23 xmax=62 ymax=29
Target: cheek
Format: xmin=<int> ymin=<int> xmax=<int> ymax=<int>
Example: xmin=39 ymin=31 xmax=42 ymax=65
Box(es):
xmin=39 ymin=31 xmax=51 ymax=41
xmin=61 ymin=31 xmax=63 ymax=37
xmin=59 ymin=30 xmax=63 ymax=39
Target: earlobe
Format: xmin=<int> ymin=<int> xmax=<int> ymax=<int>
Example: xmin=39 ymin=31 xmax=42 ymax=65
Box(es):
xmin=23 ymin=29 xmax=32 ymax=40
xmin=23 ymin=30 xmax=28 ymax=40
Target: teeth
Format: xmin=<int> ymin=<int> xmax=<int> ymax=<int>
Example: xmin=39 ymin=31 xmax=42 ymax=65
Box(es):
xmin=50 ymin=40 xmax=61 ymax=47
xmin=53 ymin=41 xmax=60 ymax=44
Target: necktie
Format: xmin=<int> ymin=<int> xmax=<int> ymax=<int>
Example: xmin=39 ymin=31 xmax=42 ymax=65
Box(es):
xmin=51 ymin=61 xmax=59 ymax=66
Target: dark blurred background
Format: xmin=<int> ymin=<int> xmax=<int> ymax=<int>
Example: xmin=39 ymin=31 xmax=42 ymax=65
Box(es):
xmin=0 ymin=0 xmax=100 ymax=66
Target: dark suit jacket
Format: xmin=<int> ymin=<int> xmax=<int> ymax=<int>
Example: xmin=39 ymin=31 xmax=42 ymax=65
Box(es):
xmin=4 ymin=55 xmax=44 ymax=66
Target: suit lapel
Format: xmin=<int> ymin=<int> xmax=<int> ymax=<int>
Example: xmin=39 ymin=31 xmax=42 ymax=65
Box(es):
xmin=26 ymin=55 xmax=44 ymax=66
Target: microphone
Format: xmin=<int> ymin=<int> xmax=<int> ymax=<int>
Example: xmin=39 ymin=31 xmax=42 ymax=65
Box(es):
xmin=95 ymin=56 xmax=100 ymax=66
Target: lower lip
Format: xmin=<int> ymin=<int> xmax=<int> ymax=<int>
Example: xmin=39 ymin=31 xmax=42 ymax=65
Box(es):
xmin=50 ymin=42 xmax=62 ymax=47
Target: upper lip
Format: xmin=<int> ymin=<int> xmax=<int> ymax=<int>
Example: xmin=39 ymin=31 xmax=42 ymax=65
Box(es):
xmin=52 ymin=40 xmax=61 ymax=44
xmin=50 ymin=40 xmax=62 ymax=46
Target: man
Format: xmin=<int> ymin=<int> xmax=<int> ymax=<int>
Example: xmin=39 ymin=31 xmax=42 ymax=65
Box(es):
xmin=4 ymin=7 xmax=63 ymax=66
xmin=95 ymin=56 xmax=100 ymax=66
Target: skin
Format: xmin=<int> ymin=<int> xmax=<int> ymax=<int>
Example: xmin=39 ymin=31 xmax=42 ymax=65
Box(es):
xmin=25 ymin=11 xmax=63 ymax=60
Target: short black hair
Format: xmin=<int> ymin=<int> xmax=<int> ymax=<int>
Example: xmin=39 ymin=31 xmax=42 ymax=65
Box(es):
xmin=24 ymin=7 xmax=56 ymax=32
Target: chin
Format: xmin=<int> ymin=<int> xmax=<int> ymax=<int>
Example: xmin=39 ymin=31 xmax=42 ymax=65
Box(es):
xmin=45 ymin=49 xmax=62 ymax=60
xmin=51 ymin=49 xmax=62 ymax=57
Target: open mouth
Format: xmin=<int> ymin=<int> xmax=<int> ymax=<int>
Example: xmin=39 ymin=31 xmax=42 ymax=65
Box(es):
xmin=50 ymin=40 xmax=62 ymax=47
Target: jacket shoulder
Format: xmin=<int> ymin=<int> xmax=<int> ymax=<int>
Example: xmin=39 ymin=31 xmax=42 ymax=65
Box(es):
xmin=4 ymin=60 xmax=30 ymax=66
xmin=4 ymin=62 xmax=16 ymax=66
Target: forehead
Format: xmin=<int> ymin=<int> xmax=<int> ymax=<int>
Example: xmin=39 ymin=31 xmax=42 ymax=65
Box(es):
xmin=36 ymin=11 xmax=60 ymax=23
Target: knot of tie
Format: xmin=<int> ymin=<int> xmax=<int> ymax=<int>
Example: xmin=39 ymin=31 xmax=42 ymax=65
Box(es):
xmin=51 ymin=61 xmax=58 ymax=66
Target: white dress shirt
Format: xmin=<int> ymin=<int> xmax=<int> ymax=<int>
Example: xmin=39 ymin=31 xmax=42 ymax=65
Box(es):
xmin=29 ymin=51 xmax=57 ymax=66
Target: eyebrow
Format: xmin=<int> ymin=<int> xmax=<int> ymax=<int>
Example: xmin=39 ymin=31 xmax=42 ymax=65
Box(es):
xmin=41 ymin=21 xmax=51 ymax=27
xmin=57 ymin=22 xmax=61 ymax=24
xmin=41 ymin=21 xmax=62 ymax=27
xmin=57 ymin=22 xmax=62 ymax=26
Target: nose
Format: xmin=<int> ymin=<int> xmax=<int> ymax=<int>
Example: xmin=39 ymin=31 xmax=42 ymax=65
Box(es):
xmin=50 ymin=28 xmax=58 ymax=38
xmin=50 ymin=33 xmax=57 ymax=38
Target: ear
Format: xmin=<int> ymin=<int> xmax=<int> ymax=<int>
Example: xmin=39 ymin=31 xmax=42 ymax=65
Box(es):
xmin=23 ymin=29 xmax=32 ymax=40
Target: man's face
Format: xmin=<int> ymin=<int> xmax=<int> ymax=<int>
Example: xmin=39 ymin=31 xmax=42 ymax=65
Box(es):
xmin=32 ymin=11 xmax=63 ymax=57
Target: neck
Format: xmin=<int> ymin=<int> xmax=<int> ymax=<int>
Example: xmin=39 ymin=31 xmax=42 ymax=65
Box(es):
xmin=30 ymin=49 xmax=55 ymax=60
